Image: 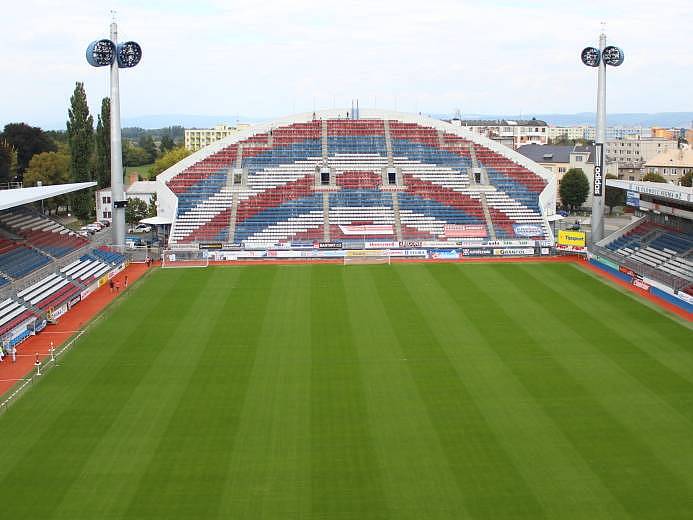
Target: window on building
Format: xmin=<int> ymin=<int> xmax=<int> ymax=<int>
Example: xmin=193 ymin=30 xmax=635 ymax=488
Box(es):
xmin=321 ymin=170 xmax=330 ymax=185
xmin=388 ymin=170 xmax=397 ymax=185
xmin=576 ymin=156 xmax=583 ymax=162
xmin=558 ymin=167 xmax=566 ymax=173
xmin=233 ymin=172 xmax=242 ymax=185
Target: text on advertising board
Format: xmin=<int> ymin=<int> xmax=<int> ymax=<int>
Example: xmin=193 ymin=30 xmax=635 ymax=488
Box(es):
xmin=593 ymin=143 xmax=604 ymax=196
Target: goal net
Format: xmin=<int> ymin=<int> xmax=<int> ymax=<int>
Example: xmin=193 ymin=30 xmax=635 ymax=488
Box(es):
xmin=343 ymin=254 xmax=391 ymax=265
xmin=161 ymin=248 xmax=209 ymax=268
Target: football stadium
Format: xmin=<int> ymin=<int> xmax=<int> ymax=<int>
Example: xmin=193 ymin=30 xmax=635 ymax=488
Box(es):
xmin=0 ymin=109 xmax=692 ymax=519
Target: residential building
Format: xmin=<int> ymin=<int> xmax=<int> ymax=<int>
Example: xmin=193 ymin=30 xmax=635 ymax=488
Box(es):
xmin=517 ymin=144 xmax=617 ymax=208
xmin=645 ymin=147 xmax=693 ymax=184
xmin=184 ymin=123 xmax=250 ymax=151
xmin=606 ymin=137 xmax=677 ymax=166
xmin=448 ymin=119 xmax=548 ymax=149
xmin=95 ymin=181 xmax=157 ymax=222
xmin=546 ymin=126 xmax=590 ymax=141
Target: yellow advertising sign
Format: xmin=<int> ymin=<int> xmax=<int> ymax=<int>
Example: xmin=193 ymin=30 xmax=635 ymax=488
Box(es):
xmin=557 ymin=230 xmax=586 ymax=248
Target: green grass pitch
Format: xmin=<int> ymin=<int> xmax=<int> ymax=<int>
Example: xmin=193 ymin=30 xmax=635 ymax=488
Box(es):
xmin=0 ymin=262 xmax=691 ymax=519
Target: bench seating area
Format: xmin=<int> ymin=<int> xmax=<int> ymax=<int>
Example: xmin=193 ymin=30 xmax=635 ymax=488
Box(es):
xmin=166 ymin=117 xmax=551 ymax=246
xmin=0 ymin=238 xmax=51 ymax=279
xmin=17 ymin=273 xmax=80 ymax=312
xmin=605 ymin=222 xmax=693 ymax=287
xmin=0 ymin=297 xmax=35 ymax=336
xmin=0 ymin=208 xmax=88 ymax=258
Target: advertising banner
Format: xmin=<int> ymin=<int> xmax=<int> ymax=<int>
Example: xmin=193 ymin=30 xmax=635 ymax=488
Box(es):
xmin=592 ymin=255 xmax=619 ymax=271
xmin=493 ymin=248 xmax=535 ymax=256
xmin=632 ymin=278 xmax=650 ymax=291
xmin=199 ymin=243 xmax=223 ymax=250
xmin=388 ymin=249 xmax=427 ymax=257
xmin=430 ymin=250 xmax=460 ymax=259
xmin=345 ymin=249 xmax=386 ymax=257
xmin=443 ymin=224 xmax=487 ymax=238
xmin=512 ymin=224 xmax=544 ymax=237
xmin=619 ymin=265 xmax=636 ymax=278
xmin=365 ymin=241 xmax=398 ymax=249
xmin=399 ymin=240 xmax=423 ymax=248
xmin=51 ymin=304 xmax=68 ymax=320
xmin=462 ymin=248 xmax=493 ymax=256
xmin=626 ymin=191 xmax=640 ymax=208
xmin=557 ymin=230 xmax=586 ymax=248
xmin=318 ymin=242 xmax=342 ymax=249
xmin=594 ymin=142 xmax=604 ymax=196
xmin=339 ymin=224 xmax=393 ymax=235
xmin=68 ymin=295 xmax=81 ymax=309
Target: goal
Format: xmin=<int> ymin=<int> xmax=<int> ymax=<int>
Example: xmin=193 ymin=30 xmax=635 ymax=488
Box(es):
xmin=161 ymin=248 xmax=209 ymax=268
xmin=343 ymin=254 xmax=391 ymax=265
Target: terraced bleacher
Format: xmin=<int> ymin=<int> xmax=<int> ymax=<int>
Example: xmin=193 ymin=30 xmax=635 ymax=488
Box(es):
xmin=163 ymin=114 xmax=551 ymax=246
xmin=605 ymin=221 xmax=693 ymax=289
xmin=0 ymin=207 xmax=88 ymax=259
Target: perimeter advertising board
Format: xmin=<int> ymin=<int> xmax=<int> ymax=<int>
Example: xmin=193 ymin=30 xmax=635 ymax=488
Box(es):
xmin=557 ymin=230 xmax=586 ymax=248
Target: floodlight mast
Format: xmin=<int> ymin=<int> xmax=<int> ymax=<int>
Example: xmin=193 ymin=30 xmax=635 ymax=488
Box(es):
xmin=591 ymin=32 xmax=607 ymax=244
xmin=582 ymin=31 xmax=623 ymax=245
xmin=110 ymin=20 xmax=126 ymax=248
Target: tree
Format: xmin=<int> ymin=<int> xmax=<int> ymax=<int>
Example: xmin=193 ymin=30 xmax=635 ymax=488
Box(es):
xmin=138 ymin=134 xmax=157 ymax=163
xmin=67 ymin=82 xmax=95 ymax=220
xmin=604 ymin=173 xmax=625 ymax=214
xmin=159 ymin=134 xmax=175 ymax=153
xmin=147 ymin=192 xmax=158 ymax=218
xmin=95 ymin=97 xmax=111 ymax=188
xmin=1 ymin=122 xmax=57 ymax=177
xmin=123 ymin=144 xmax=151 ymax=167
xmin=149 ymin=146 xmax=192 ymax=176
xmin=0 ymin=139 xmax=19 ymax=184
xmin=125 ymin=197 xmax=148 ymax=224
xmin=642 ymin=171 xmax=667 ymax=183
xmin=559 ymin=168 xmax=590 ymax=210
xmin=24 ymin=152 xmax=70 ymax=214
xmin=680 ymin=170 xmax=693 ymax=187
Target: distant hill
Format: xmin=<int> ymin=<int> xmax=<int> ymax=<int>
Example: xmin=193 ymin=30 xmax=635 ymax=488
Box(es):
xmin=43 ymin=111 xmax=690 ymax=130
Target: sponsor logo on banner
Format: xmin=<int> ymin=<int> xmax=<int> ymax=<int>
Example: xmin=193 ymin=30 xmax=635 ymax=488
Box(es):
xmin=68 ymin=295 xmax=81 ymax=309
xmin=443 ymin=224 xmax=487 ymax=238
xmin=493 ymin=248 xmax=535 ymax=256
xmin=399 ymin=240 xmax=423 ymax=248
xmin=594 ymin=142 xmax=604 ymax=196
xmin=430 ymin=249 xmax=460 ymax=259
xmin=318 ymin=242 xmax=342 ymax=249
xmin=557 ymin=230 xmax=586 ymax=248
xmin=513 ymin=224 xmax=544 ymax=237
xmin=674 ymin=291 xmax=693 ymax=305
xmin=339 ymin=224 xmax=394 ymax=235
xmin=35 ymin=319 xmax=47 ymax=333
xmin=619 ymin=265 xmax=636 ymax=278
xmin=462 ymin=248 xmax=493 ymax=256
xmin=633 ymin=278 xmax=650 ymax=291
xmin=51 ymin=304 xmax=68 ymax=320
xmin=540 ymin=247 xmax=551 ymax=255
xmin=388 ymin=249 xmax=427 ymax=257
xmin=80 ymin=284 xmax=97 ymax=301
xmin=626 ymin=191 xmax=640 ymax=208
xmin=290 ymin=241 xmax=313 ymax=249
xmin=365 ymin=241 xmax=398 ymax=249
xmin=422 ymin=241 xmax=459 ymax=248
xmin=199 ymin=243 xmax=223 ymax=250
xmin=99 ymin=275 xmax=109 ymax=286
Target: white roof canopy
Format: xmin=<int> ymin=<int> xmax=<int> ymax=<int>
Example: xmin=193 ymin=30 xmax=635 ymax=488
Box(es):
xmin=0 ymin=182 xmax=97 ymax=211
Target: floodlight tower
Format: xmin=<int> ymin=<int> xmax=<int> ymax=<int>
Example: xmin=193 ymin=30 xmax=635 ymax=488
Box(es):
xmin=86 ymin=16 xmax=142 ymax=248
xmin=581 ymin=31 xmax=624 ymax=244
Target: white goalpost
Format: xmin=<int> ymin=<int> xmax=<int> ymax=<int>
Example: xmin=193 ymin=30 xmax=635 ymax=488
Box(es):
xmin=161 ymin=248 xmax=209 ymax=268
xmin=343 ymin=254 xmax=391 ymax=266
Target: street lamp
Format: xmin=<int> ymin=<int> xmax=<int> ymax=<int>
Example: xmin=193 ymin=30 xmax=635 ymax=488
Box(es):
xmin=86 ymin=17 xmax=142 ymax=249
xmin=581 ymin=33 xmax=624 ymax=244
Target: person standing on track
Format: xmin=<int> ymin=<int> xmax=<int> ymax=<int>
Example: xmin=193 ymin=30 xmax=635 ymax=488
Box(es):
xmin=124 ymin=275 xmax=128 ymax=288
xmin=11 ymin=346 xmax=16 ymax=363
xmin=109 ymin=279 xmax=115 ymax=292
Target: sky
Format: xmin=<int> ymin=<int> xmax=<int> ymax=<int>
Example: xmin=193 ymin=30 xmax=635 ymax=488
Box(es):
xmin=1 ymin=0 xmax=691 ymax=129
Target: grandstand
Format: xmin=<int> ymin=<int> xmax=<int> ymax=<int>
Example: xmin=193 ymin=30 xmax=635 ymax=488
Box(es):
xmin=156 ymin=110 xmax=557 ymax=251
xmin=0 ymin=182 xmax=126 ymax=354
xmin=591 ymin=179 xmax=692 ymax=311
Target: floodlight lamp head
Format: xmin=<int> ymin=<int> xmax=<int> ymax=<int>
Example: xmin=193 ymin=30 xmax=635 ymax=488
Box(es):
xmin=581 ymin=47 xmax=601 ymax=67
xmin=116 ymin=41 xmax=142 ymax=68
xmin=86 ymin=39 xmax=116 ymax=67
xmin=602 ymin=46 xmax=624 ymax=66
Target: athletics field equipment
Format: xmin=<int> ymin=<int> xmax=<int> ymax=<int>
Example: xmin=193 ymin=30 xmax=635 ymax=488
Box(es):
xmin=0 ymin=262 xmax=691 ymax=519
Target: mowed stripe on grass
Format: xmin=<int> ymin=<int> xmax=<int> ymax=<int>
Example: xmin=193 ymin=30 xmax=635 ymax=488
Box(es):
xmin=0 ymin=263 xmax=691 ymax=519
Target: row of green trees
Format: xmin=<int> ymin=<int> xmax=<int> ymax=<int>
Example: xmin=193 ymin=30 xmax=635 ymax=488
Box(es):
xmin=1 ymin=82 xmax=190 ymax=221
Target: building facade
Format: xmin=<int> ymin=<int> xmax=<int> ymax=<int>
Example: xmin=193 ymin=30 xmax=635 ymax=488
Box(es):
xmin=95 ymin=181 xmax=157 ymax=222
xmin=449 ymin=119 xmax=549 ymax=149
xmin=645 ymin=148 xmax=693 ymax=184
xmin=184 ymin=123 xmax=251 ymax=151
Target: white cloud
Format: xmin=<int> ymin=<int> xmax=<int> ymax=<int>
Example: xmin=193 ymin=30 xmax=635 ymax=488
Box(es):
xmin=1 ymin=0 xmax=691 ymax=129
